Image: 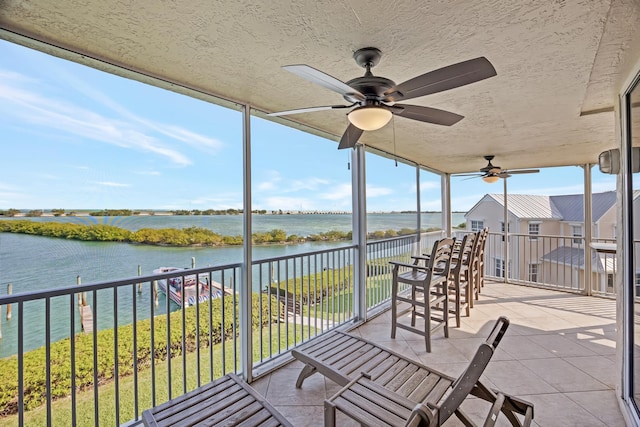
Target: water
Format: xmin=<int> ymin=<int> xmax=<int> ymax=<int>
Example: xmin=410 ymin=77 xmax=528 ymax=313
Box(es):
xmin=0 ymin=213 xmax=465 ymax=357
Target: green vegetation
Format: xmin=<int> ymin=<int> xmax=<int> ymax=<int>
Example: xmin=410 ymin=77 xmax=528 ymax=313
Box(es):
xmin=0 ymin=294 xmax=277 ymax=416
xmin=0 ymin=209 xmax=20 ymax=217
xmin=269 ymin=265 xmax=353 ymax=304
xmin=89 ymin=209 xmax=135 ymax=216
xmin=0 ymin=220 xmax=439 ymax=247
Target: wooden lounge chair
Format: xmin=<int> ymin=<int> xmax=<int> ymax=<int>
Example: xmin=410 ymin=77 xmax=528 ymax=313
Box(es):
xmin=292 ymin=317 xmax=533 ymax=427
xmin=141 ymin=373 xmax=293 ymax=427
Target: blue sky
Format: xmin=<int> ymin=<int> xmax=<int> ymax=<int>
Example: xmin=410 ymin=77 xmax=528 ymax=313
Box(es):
xmin=0 ymin=40 xmax=617 ymax=212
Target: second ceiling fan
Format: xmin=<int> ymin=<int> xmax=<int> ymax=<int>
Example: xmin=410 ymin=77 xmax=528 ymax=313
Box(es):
xmin=458 ymin=155 xmax=540 ymax=183
xmin=268 ymin=47 xmax=497 ymax=149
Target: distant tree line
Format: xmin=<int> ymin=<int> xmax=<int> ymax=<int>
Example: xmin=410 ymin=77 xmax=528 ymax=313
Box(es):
xmin=0 ymin=208 xmax=270 ymax=217
xmin=0 ymin=220 xmax=441 ymax=247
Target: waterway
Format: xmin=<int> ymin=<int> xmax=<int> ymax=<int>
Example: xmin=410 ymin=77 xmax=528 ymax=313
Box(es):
xmin=0 ymin=212 xmax=465 ymax=357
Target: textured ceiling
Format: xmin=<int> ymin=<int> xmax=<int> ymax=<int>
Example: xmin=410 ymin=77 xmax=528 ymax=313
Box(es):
xmin=2 ymin=0 xmax=640 ymax=174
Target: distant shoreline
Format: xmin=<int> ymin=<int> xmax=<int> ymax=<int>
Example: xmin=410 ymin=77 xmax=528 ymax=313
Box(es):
xmin=1 ymin=210 xmax=466 ymax=218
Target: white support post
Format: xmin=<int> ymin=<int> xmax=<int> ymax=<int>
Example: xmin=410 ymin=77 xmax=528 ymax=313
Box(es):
xmin=416 ymin=166 xmax=421 ymax=254
xmin=503 ymin=178 xmax=509 ymax=283
xmin=241 ymin=104 xmax=253 ymax=382
xmin=583 ymin=164 xmax=593 ymax=296
xmin=441 ymin=173 xmax=451 ymax=237
xmin=352 ymin=145 xmax=367 ymax=322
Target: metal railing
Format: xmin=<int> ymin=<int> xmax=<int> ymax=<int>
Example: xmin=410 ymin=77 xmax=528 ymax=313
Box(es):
xmin=482 ymin=232 xmax=619 ymax=297
xmin=252 ymin=245 xmax=357 ymax=361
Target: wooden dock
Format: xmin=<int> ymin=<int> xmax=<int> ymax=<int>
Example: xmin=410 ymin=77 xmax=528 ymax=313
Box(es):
xmin=80 ymin=304 xmax=93 ymax=333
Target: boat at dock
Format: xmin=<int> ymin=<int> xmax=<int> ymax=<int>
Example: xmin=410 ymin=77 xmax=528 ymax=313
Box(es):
xmin=153 ymin=267 xmax=230 ymax=307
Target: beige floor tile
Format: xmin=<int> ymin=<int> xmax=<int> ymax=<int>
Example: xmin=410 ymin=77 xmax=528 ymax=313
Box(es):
xmin=500 ymin=335 xmax=558 ymax=359
xmin=529 ymin=333 xmax=599 ymax=357
xmin=564 ymin=390 xmax=627 ymax=427
xmin=273 ymin=404 xmax=328 ymax=427
xmin=523 ymin=393 xmax=608 ymax=426
xmin=521 ymin=357 xmax=609 ymax=393
xmin=483 ymin=360 xmax=558 ymax=395
xmin=564 ymin=355 xmax=618 ymax=388
xmin=265 ymin=367 xmax=327 ymax=406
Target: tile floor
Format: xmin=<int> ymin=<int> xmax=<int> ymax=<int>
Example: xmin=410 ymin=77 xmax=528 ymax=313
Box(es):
xmin=252 ymin=281 xmax=625 ymax=426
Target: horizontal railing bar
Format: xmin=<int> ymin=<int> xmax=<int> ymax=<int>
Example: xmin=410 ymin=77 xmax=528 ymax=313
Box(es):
xmin=253 ymin=244 xmax=357 ymax=264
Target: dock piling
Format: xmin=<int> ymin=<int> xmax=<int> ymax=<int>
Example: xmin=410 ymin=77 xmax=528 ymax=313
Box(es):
xmin=76 ymin=276 xmax=93 ymax=333
xmin=76 ymin=276 xmax=82 ymax=306
xmin=191 ymin=257 xmax=196 ymax=268
xmin=153 ymin=280 xmax=158 ymax=307
xmin=6 ymin=283 xmax=11 ymax=320
xmin=137 ymin=265 xmax=142 ymax=293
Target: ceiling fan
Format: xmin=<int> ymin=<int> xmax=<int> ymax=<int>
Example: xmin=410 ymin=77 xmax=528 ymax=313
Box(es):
xmin=458 ymin=155 xmax=540 ymax=183
xmin=268 ymin=47 xmax=497 ymax=149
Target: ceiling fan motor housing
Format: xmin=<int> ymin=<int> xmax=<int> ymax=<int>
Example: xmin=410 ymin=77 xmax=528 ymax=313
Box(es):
xmin=344 ymin=76 xmax=396 ymax=103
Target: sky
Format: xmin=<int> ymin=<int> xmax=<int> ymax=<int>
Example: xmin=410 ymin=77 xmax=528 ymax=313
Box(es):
xmin=0 ymin=40 xmax=617 ymax=213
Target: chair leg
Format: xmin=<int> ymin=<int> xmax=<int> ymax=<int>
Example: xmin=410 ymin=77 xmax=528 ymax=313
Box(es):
xmin=425 ymin=306 xmax=431 ymax=353
xmin=443 ymin=293 xmax=449 ymax=338
xmin=410 ymin=286 xmax=417 ymax=327
xmin=324 ymin=400 xmax=337 ymax=427
xmin=468 ymin=271 xmax=475 ymax=309
xmin=391 ymin=272 xmax=398 ymax=339
xmin=454 ymin=277 xmax=461 ymax=328
xmin=464 ymin=280 xmax=471 ymax=317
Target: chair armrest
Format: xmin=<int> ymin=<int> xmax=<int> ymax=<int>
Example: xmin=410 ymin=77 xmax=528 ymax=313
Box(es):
xmin=483 ymin=392 xmax=506 ymax=427
xmin=389 ymin=261 xmax=429 ymax=271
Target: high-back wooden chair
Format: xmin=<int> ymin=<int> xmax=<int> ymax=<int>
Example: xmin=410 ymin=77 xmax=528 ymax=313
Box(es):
xmin=447 ymin=232 xmax=476 ymax=327
xmin=390 ymin=237 xmax=456 ymax=352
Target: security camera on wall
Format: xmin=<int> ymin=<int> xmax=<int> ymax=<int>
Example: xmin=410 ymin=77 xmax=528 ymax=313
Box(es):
xmin=598 ymin=148 xmax=640 ymax=174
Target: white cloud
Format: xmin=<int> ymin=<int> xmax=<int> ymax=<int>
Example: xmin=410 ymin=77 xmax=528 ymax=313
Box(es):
xmin=366 ymin=184 xmax=393 ymax=197
xmin=0 ymin=70 xmax=223 ymax=166
xmin=259 ymin=196 xmax=315 ymax=211
xmin=94 ymin=181 xmax=130 ymax=187
xmin=134 ymin=170 xmax=161 ymax=176
xmin=189 ymin=193 xmax=242 ymax=207
xmin=319 ymin=183 xmax=351 ymax=201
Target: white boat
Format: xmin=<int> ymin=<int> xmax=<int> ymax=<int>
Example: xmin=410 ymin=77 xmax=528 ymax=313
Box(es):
xmin=153 ymin=267 xmax=229 ymax=307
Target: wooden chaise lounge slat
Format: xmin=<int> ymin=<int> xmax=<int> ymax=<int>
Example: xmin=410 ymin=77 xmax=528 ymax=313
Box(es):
xmin=291 ymin=331 xmax=453 ymax=398
xmin=141 ymin=373 xmax=292 ymax=427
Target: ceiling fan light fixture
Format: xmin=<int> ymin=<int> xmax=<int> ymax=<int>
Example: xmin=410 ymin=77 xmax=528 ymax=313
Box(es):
xmin=482 ymin=175 xmax=500 ymax=184
xmin=347 ymin=106 xmax=392 ymax=131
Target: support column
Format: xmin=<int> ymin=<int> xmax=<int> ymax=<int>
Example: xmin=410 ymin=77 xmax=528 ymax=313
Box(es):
xmin=583 ymin=164 xmax=593 ymax=296
xmin=241 ymin=104 xmax=253 ymax=382
xmin=503 ymin=178 xmax=509 ymax=283
xmin=416 ymin=166 xmax=421 ymax=254
xmin=441 ymin=173 xmax=451 ymax=236
xmin=352 ymin=145 xmax=367 ymax=322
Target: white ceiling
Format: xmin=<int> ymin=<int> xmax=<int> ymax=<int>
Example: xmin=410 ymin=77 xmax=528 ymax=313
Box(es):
xmin=2 ymin=0 xmax=640 ymax=174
